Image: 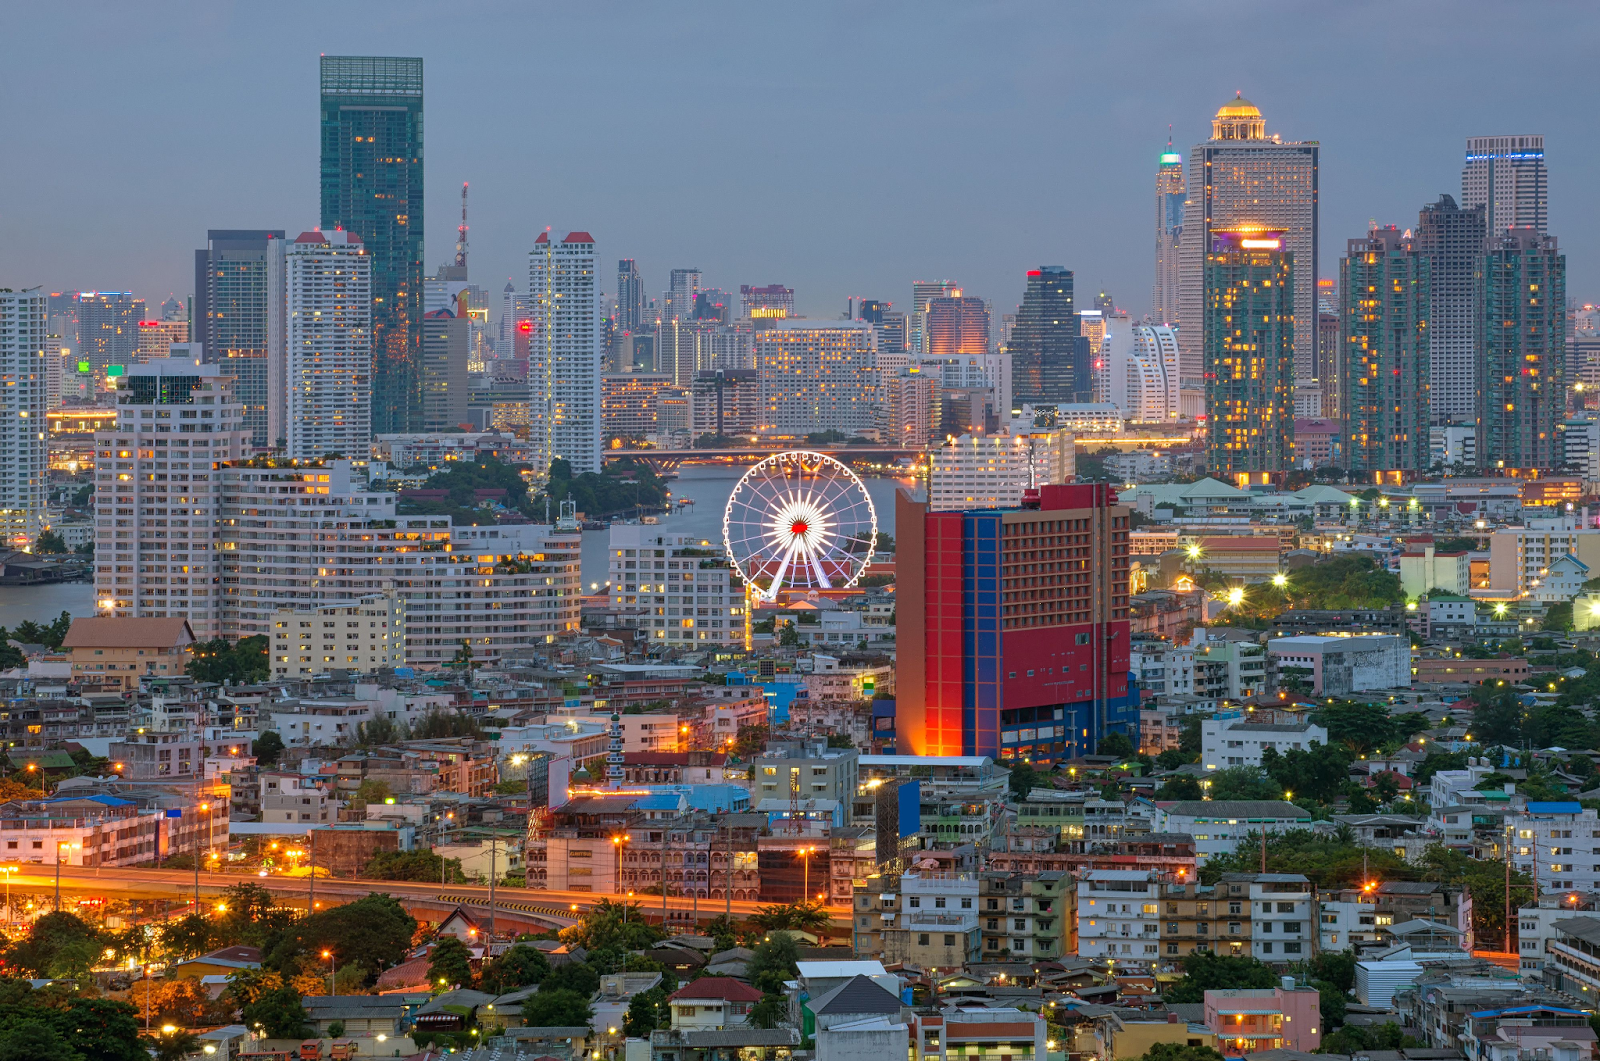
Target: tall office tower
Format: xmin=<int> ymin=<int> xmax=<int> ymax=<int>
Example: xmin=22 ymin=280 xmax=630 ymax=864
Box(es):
xmin=193 ymin=230 xmax=286 ymax=449
xmin=655 ymin=316 xmax=723 ymax=386
xmin=856 ymin=299 xmax=889 ymax=324
xmin=666 ymin=268 xmax=701 ymax=322
xmin=924 ymin=294 xmax=990 ymax=357
xmin=1010 ymin=267 xmax=1078 ymax=406
xmin=319 ymin=56 xmax=424 ymax=435
xmin=695 ymin=289 xmax=733 ymax=323
xmin=1477 ymin=231 xmax=1566 ymax=471
xmin=754 ymin=320 xmax=879 ymax=435
xmin=739 ymin=284 xmax=794 ymax=325
xmin=528 ymin=231 xmax=602 ymax=475
xmin=1178 ymin=94 xmax=1318 ymax=402
xmin=1339 ymin=226 xmax=1431 ymax=481
xmin=284 ymin=230 xmax=372 ymax=461
xmin=910 ymin=280 xmax=959 ymax=354
xmin=160 ymin=297 xmax=184 ymax=322
xmin=1316 ymin=311 xmax=1341 ymax=419
xmin=92 ymin=357 xmax=253 ymax=637
xmin=1415 ymin=195 xmax=1488 ymax=426
xmin=421 ymin=299 xmax=469 ymax=432
xmin=497 ymin=280 xmax=518 ymax=356
xmin=0 ymin=290 xmax=47 ymax=545
xmin=616 ymin=260 xmax=644 ymax=335
xmin=895 ymin=483 xmax=1135 ymax=761
xmin=1204 ymin=228 xmax=1295 ymax=485
xmin=1153 ymin=147 xmax=1186 ymax=324
xmin=1078 ymin=310 xmax=1108 ymax=401
xmin=134 ymin=319 xmax=188 ymax=363
xmin=1462 ymin=135 xmax=1547 ymax=236
xmin=1105 ymin=323 xmax=1180 ymax=422
xmin=878 ymin=312 xmax=908 ymax=355
xmin=74 ymin=292 xmax=145 ymax=375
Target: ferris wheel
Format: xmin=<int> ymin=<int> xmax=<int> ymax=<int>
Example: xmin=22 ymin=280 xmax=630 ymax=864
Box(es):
xmin=723 ymin=451 xmax=877 ymax=602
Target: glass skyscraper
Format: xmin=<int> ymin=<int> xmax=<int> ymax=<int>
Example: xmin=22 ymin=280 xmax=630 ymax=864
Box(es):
xmin=320 ymin=55 xmax=424 ymax=435
xmin=1008 ymin=267 xmax=1077 ymax=406
xmin=1204 ymin=229 xmax=1295 ymax=486
xmin=194 ymin=229 xmax=285 ymax=449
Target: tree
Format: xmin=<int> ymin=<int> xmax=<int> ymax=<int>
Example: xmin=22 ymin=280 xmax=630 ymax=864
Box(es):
xmin=411 ymin=708 xmax=484 ymax=740
xmin=242 ymin=986 xmax=310 ymax=1039
xmin=356 ymin=715 xmax=405 ymax=746
xmin=262 ymin=893 xmax=417 ymax=984
xmin=625 ymin=986 xmax=668 ymax=1036
xmin=1009 ymin=760 xmax=1043 ymax=800
xmin=364 ymin=849 xmax=464 ymax=883
xmin=520 ymin=987 xmax=593 ymax=1027
xmin=1259 ymin=743 xmax=1351 ymax=804
xmin=32 ymin=531 xmax=67 ymax=556
xmin=151 ymin=1029 xmax=203 ymax=1061
xmin=427 ymin=937 xmax=474 ymax=990
xmin=559 ymin=900 xmax=664 ymax=953
xmin=541 ymin=961 xmax=601 ymax=999
xmin=185 ymin=635 xmax=268 ymax=684
xmin=447 ymin=640 xmax=476 ymax=678
xmin=1545 ymin=601 xmax=1575 ymax=632
xmin=749 ymin=902 xmax=829 ymax=936
xmin=1204 ymin=766 xmax=1282 ymax=802
xmin=252 ymin=731 xmax=285 ymax=767
xmin=1314 ymin=701 xmax=1397 ymax=756
xmin=749 ymin=994 xmax=786 ymax=1029
xmin=1138 ymin=1045 xmax=1227 ymax=1061
xmin=1309 ymin=949 xmax=1357 ymax=993
xmin=1155 ymin=775 xmax=1203 ymax=801
xmin=479 ymin=944 xmax=550 ymax=994
xmin=747 ymin=932 xmax=800 ymax=996
xmin=1098 ymin=731 xmax=1135 ymax=759
xmin=4 ymin=910 xmax=101 ymax=977
xmin=350 ymin=778 xmax=393 ymax=808
xmin=157 ymin=915 xmax=216 ymax=961
xmin=1162 ymin=952 xmax=1279 ymax=1003
xmin=0 ymin=1021 xmax=77 ymax=1061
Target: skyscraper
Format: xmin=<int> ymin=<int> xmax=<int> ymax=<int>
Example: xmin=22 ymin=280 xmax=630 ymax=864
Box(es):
xmin=924 ymin=295 xmax=990 ymax=358
xmin=0 ymin=289 xmax=47 ymax=545
xmin=529 ymin=231 xmax=602 ymax=475
xmin=667 ymin=268 xmax=701 ymax=322
xmin=1462 ymin=135 xmax=1547 ymax=235
xmin=319 ymin=56 xmax=424 ymax=436
xmin=284 ymin=229 xmax=372 ymax=460
xmin=1414 ymin=195 xmax=1486 ymax=426
xmin=616 ymin=260 xmax=644 ymax=335
xmin=421 ymin=267 xmax=470 ymax=432
xmin=74 ymin=292 xmax=145 ymax=376
xmin=1104 ymin=323 xmax=1180 ymax=423
xmin=1179 ymin=94 xmax=1318 ymax=405
xmin=1477 ymin=231 xmax=1565 ymax=471
xmin=193 ymin=229 xmax=286 ymax=449
xmin=135 ymin=319 xmax=188 ymax=363
xmin=1009 ymin=267 xmax=1078 ymax=406
xmin=740 ymin=284 xmax=794 ymax=323
xmin=1339 ymin=226 xmax=1431 ymax=481
xmin=910 ymin=280 xmax=958 ymax=354
xmin=1204 ymin=228 xmax=1295 ymax=485
xmin=754 ymin=320 xmax=879 ymax=435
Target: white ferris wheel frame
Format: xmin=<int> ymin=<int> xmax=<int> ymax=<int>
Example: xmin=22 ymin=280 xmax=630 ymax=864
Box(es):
xmin=722 ymin=450 xmax=878 ymax=603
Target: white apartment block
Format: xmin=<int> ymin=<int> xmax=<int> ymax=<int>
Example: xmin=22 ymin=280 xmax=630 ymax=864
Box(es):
xmin=755 ymin=319 xmax=879 ymax=435
xmin=1508 ymin=802 xmax=1600 ymax=895
xmin=916 ymin=351 xmax=1012 ymax=418
xmin=1201 ymin=716 xmax=1329 ymax=771
xmin=606 ymin=525 xmax=746 ymax=647
xmin=260 ymin=771 xmax=335 ymax=826
xmin=1131 ymin=642 xmax=1195 ymax=699
xmin=885 ymin=370 xmax=939 ymax=448
xmin=1153 ymin=801 xmax=1313 ymax=863
xmin=1489 ymin=517 xmax=1600 ymax=596
xmin=1243 ymin=873 xmax=1315 ymax=963
xmin=0 ymin=795 xmax=171 ymax=868
xmin=528 ymin=231 xmax=602 ymax=475
xmin=1462 ymin=134 xmax=1547 ymax=235
xmin=93 ymin=357 xmax=254 ymax=638
xmin=270 ymin=590 xmax=406 ymax=678
xmin=1266 ymin=634 xmax=1412 ymax=696
xmin=928 ymin=430 xmax=1074 ymax=511
xmin=1562 ymin=420 xmax=1600 ymax=481
xmin=0 ymin=289 xmax=48 ymax=544
xmin=1078 ymin=870 xmax=1164 ymax=965
xmin=285 ymin=229 xmax=372 ymax=461
xmin=1105 ymin=322 xmax=1181 ymax=423
xmin=1319 ymin=898 xmax=1378 ymax=951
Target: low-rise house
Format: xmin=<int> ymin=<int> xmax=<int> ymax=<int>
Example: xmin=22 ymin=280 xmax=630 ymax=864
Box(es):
xmin=60 ymin=617 xmax=194 ymax=692
xmin=1150 ymin=801 xmax=1312 ymax=864
xmin=1202 ymin=984 xmax=1321 ymax=1056
xmin=1200 ymin=716 xmax=1330 ymax=771
xmin=666 ymin=977 xmax=764 ymax=1031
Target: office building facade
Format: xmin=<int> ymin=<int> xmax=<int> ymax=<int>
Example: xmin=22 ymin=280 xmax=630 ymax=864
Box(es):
xmin=667 ymin=268 xmax=701 ymax=323
xmin=319 ymin=55 xmax=424 ymax=435
xmin=912 ymin=280 xmax=959 ymax=355
xmin=0 ymin=289 xmax=48 ymax=545
xmin=740 ymin=284 xmax=793 ymax=322
xmin=754 ymin=319 xmax=879 ymax=435
xmin=896 ymin=483 xmax=1136 ymax=762
xmin=1462 ymin=135 xmax=1547 ymax=236
xmin=193 ymin=230 xmax=286 ymax=449
xmin=1179 ymin=95 xmax=1318 ymax=401
xmin=1009 ymin=267 xmax=1078 ymax=407
xmin=284 ymin=229 xmax=372 ymax=461
xmin=528 ymin=231 xmax=602 ymax=474
xmin=1153 ymin=147 xmax=1185 ymax=324
xmin=74 ymin=292 xmax=145 ymax=376
xmin=1415 ymin=196 xmax=1487 ymax=427
xmin=928 ymin=431 xmax=1075 ymax=512
xmin=1204 ymin=229 xmax=1295 ymax=485
xmin=616 ymin=259 xmax=645 ymax=335
xmin=1477 ymin=232 xmax=1566 ymax=471
xmin=925 ymin=295 xmax=991 ymax=358
xmin=1339 ymin=226 xmax=1431 ymax=480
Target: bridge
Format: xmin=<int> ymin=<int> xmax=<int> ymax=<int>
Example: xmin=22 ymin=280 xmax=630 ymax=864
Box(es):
xmin=27 ymin=865 xmax=851 ymax=931
xmin=602 ymin=445 xmax=921 ymax=475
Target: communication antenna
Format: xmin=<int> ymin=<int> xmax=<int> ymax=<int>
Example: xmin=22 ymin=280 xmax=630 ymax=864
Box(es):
xmin=455 ymin=182 xmax=469 ymax=268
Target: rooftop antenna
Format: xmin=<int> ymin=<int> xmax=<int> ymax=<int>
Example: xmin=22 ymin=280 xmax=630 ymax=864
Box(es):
xmin=455 ymin=182 xmax=469 ymax=268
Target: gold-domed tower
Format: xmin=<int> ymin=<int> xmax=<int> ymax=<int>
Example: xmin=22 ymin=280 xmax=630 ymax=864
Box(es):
xmin=1212 ymin=92 xmax=1266 ymax=140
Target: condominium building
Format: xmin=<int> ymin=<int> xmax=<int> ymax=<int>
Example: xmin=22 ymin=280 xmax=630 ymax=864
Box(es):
xmin=739 ymin=284 xmax=794 ymax=322
xmin=1476 ymin=230 xmax=1565 ymax=471
xmin=1105 ymin=322 xmax=1180 ymax=422
xmin=924 ymin=295 xmax=990 ymax=358
xmin=420 ymin=281 xmax=470 ymax=432
xmin=689 ymin=369 xmax=760 ymax=439
xmin=269 ymin=590 xmax=407 ymax=677
xmin=1340 ymin=226 xmax=1431 ymax=480
xmin=601 ymin=372 xmax=673 ymax=441
xmin=605 ymin=526 xmax=748 ymax=647
xmin=910 ymin=280 xmax=958 ymax=355
xmin=1507 ymin=801 xmax=1600 ymax=895
xmin=1200 ymin=715 xmax=1331 ymax=771
xmin=1204 ymin=228 xmax=1295 ymax=486
xmin=1178 ymin=95 xmax=1319 ymax=402
xmin=92 ymin=357 xmax=255 ymax=638
xmin=529 ymin=231 xmax=602 ymax=474
xmin=1415 ymin=196 xmax=1485 ymax=427
xmin=927 ymin=430 xmax=1074 ymax=511
xmin=0 ymin=289 xmax=48 ymax=545
xmin=885 ymin=369 xmax=939 ymax=448
xmin=135 ymin=319 xmax=189 ymax=363
xmin=193 ymin=230 xmax=287 ymax=449
xmin=284 ymin=229 xmax=372 ymax=460
xmin=73 ymin=291 xmax=146 ymax=375
xmin=1462 ymin=134 xmax=1547 ymax=236
xmin=1154 ymin=146 xmax=1185 ymax=324
xmin=754 ymin=319 xmax=879 ymax=436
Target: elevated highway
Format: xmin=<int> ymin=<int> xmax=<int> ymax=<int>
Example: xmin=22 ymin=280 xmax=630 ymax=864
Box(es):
xmin=601 ymin=445 xmax=918 ymax=475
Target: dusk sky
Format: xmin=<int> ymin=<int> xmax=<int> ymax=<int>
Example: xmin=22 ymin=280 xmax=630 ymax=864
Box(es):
xmin=4 ymin=1 xmax=1597 ymax=320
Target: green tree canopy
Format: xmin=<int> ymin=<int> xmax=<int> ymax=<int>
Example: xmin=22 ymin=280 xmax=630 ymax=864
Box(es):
xmin=262 ymin=893 xmax=417 ymax=983
xmin=32 ymin=531 xmax=67 ymax=556
xmin=1204 ymin=766 xmax=1283 ymax=802
xmin=747 ymin=932 xmax=800 ymax=996
xmin=365 ymin=849 xmax=465 ymax=884
xmin=479 ymin=945 xmax=551 ymax=994
xmin=1098 ymin=731 xmax=1135 ymax=759
xmin=252 ymin=731 xmax=285 ymax=767
xmin=625 ymin=986 xmax=669 ymax=1036
xmin=1162 ymin=952 xmax=1279 ymax=1003
xmin=4 ymin=911 xmax=101 ymax=977
xmin=427 ymin=937 xmax=474 ymax=990
xmin=541 ymin=960 xmax=601 ymax=999
xmin=520 ymin=987 xmax=593 ymax=1027
xmin=1137 ymin=1045 xmax=1227 ymax=1061
xmin=242 ymin=986 xmax=310 ymax=1040
xmin=185 ymin=635 xmax=268 ymax=684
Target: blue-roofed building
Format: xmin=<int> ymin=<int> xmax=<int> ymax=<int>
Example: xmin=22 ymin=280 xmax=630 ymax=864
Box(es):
xmin=1509 ymin=801 xmax=1600 ymax=894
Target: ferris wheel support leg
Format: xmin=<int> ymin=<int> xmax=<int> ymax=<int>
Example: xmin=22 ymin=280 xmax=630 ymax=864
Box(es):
xmin=766 ymin=537 xmax=801 ymax=602
xmin=798 ymin=536 xmax=833 ymax=590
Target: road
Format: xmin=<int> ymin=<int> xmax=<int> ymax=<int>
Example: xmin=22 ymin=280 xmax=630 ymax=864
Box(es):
xmin=21 ymin=865 xmax=850 ymax=929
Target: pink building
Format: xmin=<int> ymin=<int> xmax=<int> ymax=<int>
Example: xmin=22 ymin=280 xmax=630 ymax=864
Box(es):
xmin=1204 ymin=984 xmax=1322 ymax=1056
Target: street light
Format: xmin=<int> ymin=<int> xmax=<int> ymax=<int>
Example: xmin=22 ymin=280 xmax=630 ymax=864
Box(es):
xmin=322 ymin=949 xmax=336 ymax=996
xmin=797 ymin=846 xmax=817 ymax=902
xmin=54 ymin=841 xmax=79 ymax=908
xmin=611 ymin=834 xmax=632 ymax=895
xmin=0 ymin=864 xmax=16 ymax=924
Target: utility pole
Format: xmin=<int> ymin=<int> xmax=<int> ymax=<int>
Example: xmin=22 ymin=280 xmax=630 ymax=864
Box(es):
xmin=308 ymin=828 xmax=316 ymax=914
xmin=488 ymin=838 xmax=496 ymax=942
xmin=1505 ymin=824 xmax=1513 ymax=954
xmin=1260 ymin=824 xmax=1267 ymax=874
xmin=725 ymin=819 xmax=732 ymax=919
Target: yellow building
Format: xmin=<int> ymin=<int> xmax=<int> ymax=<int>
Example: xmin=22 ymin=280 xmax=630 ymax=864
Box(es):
xmin=60 ymin=617 xmax=195 ymax=691
xmin=1091 ymin=1010 xmax=1219 ymax=1061
xmin=270 ymin=590 xmax=406 ymax=677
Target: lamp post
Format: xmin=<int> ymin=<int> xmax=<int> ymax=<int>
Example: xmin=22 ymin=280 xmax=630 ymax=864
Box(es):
xmin=797 ymin=845 xmax=816 ymax=904
xmin=55 ymin=841 xmax=78 ymax=909
xmin=0 ymin=864 xmax=16 ymax=924
xmin=610 ymin=833 xmax=631 ymax=895
xmin=322 ymin=948 xmax=335 ymax=996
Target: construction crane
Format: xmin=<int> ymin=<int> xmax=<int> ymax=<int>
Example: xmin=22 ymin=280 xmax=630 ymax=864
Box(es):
xmin=455 ymin=182 xmax=469 ymax=268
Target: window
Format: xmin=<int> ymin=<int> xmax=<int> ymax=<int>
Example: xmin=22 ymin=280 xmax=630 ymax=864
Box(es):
xmin=918 ymin=933 xmax=929 ymax=946
xmin=943 ymin=934 xmax=956 ymax=947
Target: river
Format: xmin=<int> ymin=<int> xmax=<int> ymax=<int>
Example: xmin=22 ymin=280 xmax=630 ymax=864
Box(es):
xmin=0 ymin=581 xmax=97 ymax=630
xmin=578 ymin=464 xmax=914 ymax=590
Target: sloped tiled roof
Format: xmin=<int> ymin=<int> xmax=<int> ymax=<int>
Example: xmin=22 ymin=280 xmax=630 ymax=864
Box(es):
xmin=62 ymin=617 xmax=195 ymax=649
xmin=810 ymin=974 xmax=901 ymax=1015
xmin=668 ymin=976 xmax=763 ymax=1002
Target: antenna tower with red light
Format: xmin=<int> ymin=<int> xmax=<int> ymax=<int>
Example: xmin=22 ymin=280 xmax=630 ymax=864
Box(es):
xmin=455 ymin=182 xmax=469 ymax=268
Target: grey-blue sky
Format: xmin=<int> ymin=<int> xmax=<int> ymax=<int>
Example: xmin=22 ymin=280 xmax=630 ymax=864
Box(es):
xmin=3 ymin=1 xmax=1596 ymax=319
